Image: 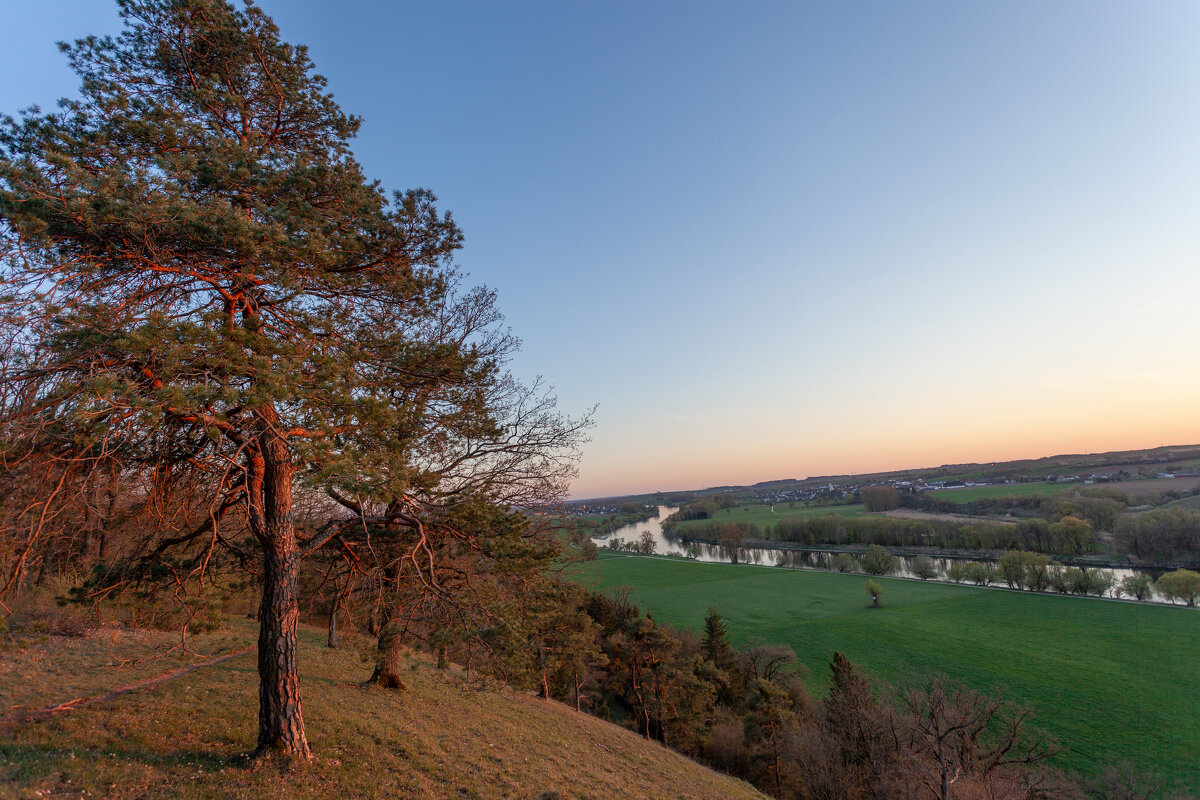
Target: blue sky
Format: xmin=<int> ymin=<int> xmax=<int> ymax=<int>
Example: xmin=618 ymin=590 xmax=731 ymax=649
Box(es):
xmin=5 ymin=1 xmax=1200 ymax=498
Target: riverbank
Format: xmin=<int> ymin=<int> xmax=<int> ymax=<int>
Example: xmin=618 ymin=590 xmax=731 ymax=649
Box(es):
xmin=594 ymin=506 xmax=1188 ymax=605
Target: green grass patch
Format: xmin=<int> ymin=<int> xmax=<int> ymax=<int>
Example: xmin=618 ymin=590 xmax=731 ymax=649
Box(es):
xmin=570 ymin=554 xmax=1200 ymax=788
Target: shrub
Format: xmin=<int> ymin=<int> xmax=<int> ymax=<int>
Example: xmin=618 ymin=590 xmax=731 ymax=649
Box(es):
xmin=831 ymin=553 xmax=859 ymax=573
xmin=861 ymin=545 xmax=897 ymax=576
xmin=910 ymin=555 xmax=938 ymax=580
xmin=1156 ymin=569 xmax=1200 ymax=606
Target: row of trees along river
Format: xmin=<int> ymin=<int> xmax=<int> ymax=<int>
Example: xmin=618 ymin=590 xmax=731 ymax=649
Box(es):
xmin=596 ymin=507 xmax=1196 ymax=606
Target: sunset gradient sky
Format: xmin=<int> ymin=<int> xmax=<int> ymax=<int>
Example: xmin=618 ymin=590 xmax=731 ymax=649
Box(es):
xmin=5 ymin=1 xmax=1200 ymax=498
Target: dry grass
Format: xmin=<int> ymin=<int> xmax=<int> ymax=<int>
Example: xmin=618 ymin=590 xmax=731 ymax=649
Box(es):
xmin=0 ymin=618 xmax=765 ymax=800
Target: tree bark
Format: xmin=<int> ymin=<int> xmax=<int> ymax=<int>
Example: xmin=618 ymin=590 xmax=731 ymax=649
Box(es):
xmin=255 ymin=532 xmax=310 ymax=758
xmin=366 ymin=565 xmax=406 ymax=689
xmin=249 ymin=416 xmax=312 ymax=760
xmin=366 ymin=618 xmax=406 ymax=690
xmin=326 ymin=603 xmax=337 ymax=648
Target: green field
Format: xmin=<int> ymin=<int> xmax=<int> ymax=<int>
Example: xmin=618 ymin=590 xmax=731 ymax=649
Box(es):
xmin=569 ymin=553 xmax=1200 ymax=787
xmin=927 ymin=481 xmax=1075 ymax=503
xmin=671 ymin=503 xmax=867 ymax=532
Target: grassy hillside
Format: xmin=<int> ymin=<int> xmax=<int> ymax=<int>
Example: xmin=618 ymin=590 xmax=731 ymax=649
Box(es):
xmin=0 ymin=618 xmax=765 ymax=800
xmin=571 ymin=553 xmax=1200 ymax=788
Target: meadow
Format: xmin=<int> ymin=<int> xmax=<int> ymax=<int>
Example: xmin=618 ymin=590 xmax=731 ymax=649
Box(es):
xmin=570 ymin=553 xmax=1200 ymax=787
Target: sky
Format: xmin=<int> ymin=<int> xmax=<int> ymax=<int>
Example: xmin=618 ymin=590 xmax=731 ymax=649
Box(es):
xmin=4 ymin=1 xmax=1200 ymax=499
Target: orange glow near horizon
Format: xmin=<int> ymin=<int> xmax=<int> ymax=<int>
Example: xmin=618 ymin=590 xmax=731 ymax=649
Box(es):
xmin=571 ymin=413 xmax=1200 ymax=500
xmin=571 ymin=360 xmax=1200 ymax=499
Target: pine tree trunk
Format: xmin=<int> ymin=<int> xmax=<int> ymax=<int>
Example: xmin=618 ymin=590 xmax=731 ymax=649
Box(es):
xmin=255 ymin=532 xmax=310 ymax=758
xmin=249 ymin=417 xmax=312 ymax=760
xmin=367 ymin=620 xmax=406 ymax=689
xmin=366 ymin=563 xmax=405 ymax=689
xmin=326 ymin=603 xmax=337 ymax=648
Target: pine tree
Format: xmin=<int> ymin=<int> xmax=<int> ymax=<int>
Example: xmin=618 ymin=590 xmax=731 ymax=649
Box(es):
xmin=701 ymin=605 xmax=743 ymax=705
xmin=701 ymin=606 xmax=733 ymax=666
xmin=0 ymin=0 xmax=585 ymax=758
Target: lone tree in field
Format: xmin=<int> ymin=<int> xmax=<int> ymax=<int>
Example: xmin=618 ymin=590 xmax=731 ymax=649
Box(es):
xmin=865 ymin=579 xmax=882 ymax=608
xmin=0 ymin=0 xmax=584 ymax=759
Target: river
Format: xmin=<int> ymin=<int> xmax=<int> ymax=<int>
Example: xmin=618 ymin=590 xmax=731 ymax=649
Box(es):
xmin=594 ymin=505 xmax=1177 ymax=604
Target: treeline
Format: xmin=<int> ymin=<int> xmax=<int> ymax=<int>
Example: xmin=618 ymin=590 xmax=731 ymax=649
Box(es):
xmin=665 ymin=519 xmax=766 ymax=541
xmin=936 ymin=558 xmax=1199 ymax=605
xmin=573 ymin=503 xmax=660 ymax=536
xmin=671 ymin=506 xmax=1200 ymax=563
xmin=671 ymin=493 xmax=739 ymax=522
xmin=772 ymin=515 xmax=1098 ymax=556
xmin=776 ymin=545 xmax=1200 ymax=605
xmin=899 ymin=487 xmax=1191 ymax=532
xmin=1115 ymin=508 xmax=1200 ymax=563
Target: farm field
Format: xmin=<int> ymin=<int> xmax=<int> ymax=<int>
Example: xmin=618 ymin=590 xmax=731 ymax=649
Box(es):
xmin=670 ymin=503 xmax=866 ymax=532
xmin=930 ymin=476 xmax=1200 ymax=505
xmin=1093 ymin=476 xmax=1200 ymax=495
xmin=569 ymin=553 xmax=1200 ymax=788
xmin=927 ymin=481 xmax=1074 ymax=503
xmin=926 ymin=450 xmax=1200 ymax=484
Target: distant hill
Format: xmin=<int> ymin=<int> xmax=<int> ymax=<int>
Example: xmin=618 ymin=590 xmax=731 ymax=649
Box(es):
xmin=0 ymin=619 xmax=765 ymax=800
xmin=573 ymin=443 xmax=1200 ymax=504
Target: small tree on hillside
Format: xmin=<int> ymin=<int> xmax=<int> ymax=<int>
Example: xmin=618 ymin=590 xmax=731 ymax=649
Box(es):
xmin=823 ymin=652 xmax=900 ymax=794
xmin=702 ymin=606 xmax=737 ymax=672
xmin=865 ymin=580 xmax=882 ymax=608
xmin=900 ymin=677 xmax=1054 ymax=800
xmin=702 ymin=606 xmax=742 ymax=706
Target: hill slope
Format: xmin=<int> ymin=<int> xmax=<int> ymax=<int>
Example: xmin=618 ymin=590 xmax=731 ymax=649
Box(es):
xmin=0 ymin=620 xmax=764 ymax=800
